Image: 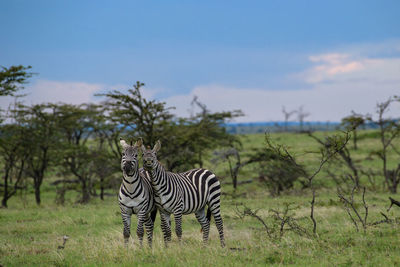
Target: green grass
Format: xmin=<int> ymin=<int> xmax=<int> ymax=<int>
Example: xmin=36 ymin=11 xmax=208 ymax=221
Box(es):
xmin=1 ymin=130 xmax=400 ymax=266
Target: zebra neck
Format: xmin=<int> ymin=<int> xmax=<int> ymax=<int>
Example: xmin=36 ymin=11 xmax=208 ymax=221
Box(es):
xmin=122 ymin=171 xmax=141 ymax=192
xmin=150 ymin=161 xmax=166 ymax=187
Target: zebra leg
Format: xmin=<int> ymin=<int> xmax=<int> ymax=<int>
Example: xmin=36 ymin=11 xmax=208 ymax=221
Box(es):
xmin=144 ymin=214 xmax=154 ymax=248
xmin=121 ymin=208 xmax=132 ymax=246
xmin=136 ymin=214 xmax=145 ymax=247
xmin=174 ymin=212 xmax=183 ymax=242
xmin=160 ymin=212 xmax=172 ymax=246
xmin=195 ymin=208 xmax=210 ymax=245
xmin=210 ymin=202 xmax=225 ymax=247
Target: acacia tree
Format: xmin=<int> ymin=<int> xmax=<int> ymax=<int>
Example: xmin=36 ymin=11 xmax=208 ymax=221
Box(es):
xmin=180 ymin=96 xmax=243 ymax=171
xmin=100 ymin=84 xmax=242 ymax=172
xmin=341 ymin=111 xmax=365 ymax=150
xmin=0 ymin=65 xmax=34 ymax=207
xmin=0 ymin=123 xmax=27 ymax=207
xmin=0 ymin=65 xmax=33 ymax=97
xmin=56 ymin=103 xmax=99 ymax=203
xmin=90 ymin=107 xmax=118 ymax=200
xmin=98 ymin=81 xmax=177 ymax=180
xmin=99 ymin=81 xmax=174 ymax=148
xmin=14 ymin=103 xmax=61 ymax=205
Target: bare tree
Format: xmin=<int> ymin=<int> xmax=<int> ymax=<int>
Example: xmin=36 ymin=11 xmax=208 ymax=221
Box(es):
xmin=212 ymin=148 xmax=242 ymax=190
xmin=235 ymin=203 xmax=311 ymax=241
xmin=387 ymin=197 xmax=400 ymax=212
xmin=212 ymin=146 xmax=270 ymax=191
xmin=264 ymin=131 xmax=350 ymax=234
xmin=337 ymin=186 xmax=368 ymax=232
xmin=306 ymin=131 xmax=351 ymax=234
xmin=369 ymin=97 xmax=400 ymax=193
xmin=308 ymin=131 xmax=361 ymax=188
xmin=281 ymin=106 xmax=296 ymax=132
xmin=297 ymin=106 xmax=310 ymax=132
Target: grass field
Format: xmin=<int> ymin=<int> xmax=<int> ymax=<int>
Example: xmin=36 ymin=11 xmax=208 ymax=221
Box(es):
xmin=1 ymin=131 xmax=400 ymax=266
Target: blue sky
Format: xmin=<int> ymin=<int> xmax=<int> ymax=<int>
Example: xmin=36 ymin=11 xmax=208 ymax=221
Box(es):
xmin=1 ymin=1 xmax=400 ymax=122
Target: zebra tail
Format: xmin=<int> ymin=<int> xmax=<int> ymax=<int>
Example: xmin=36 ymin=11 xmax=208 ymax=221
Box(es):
xmin=206 ymin=207 xmax=212 ymax=222
xmin=151 ymin=208 xmax=157 ymax=223
xmin=200 ymin=207 xmax=213 ymax=233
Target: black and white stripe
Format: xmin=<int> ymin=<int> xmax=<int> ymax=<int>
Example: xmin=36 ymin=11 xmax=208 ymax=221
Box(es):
xmin=119 ymin=138 xmax=157 ymax=247
xmin=141 ymin=140 xmax=225 ymax=247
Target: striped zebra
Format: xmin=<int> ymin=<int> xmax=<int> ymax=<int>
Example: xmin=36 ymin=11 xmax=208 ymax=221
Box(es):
xmin=140 ymin=140 xmax=225 ymax=247
xmin=119 ymin=138 xmax=157 ymax=247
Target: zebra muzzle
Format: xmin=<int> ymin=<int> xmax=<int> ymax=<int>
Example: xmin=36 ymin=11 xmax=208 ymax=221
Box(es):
xmin=123 ymin=163 xmax=134 ymax=174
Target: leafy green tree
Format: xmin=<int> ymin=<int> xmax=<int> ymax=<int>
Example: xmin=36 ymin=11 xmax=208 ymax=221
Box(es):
xmin=341 ymin=111 xmax=365 ymax=150
xmin=98 ymin=81 xmax=179 ymax=177
xmin=90 ymin=107 xmax=119 ymax=199
xmin=55 ymin=103 xmax=99 ymax=203
xmin=100 ymin=83 xmax=243 ymax=173
xmin=212 ymin=145 xmax=274 ymax=191
xmin=0 ymin=65 xmax=33 ymax=97
xmin=0 ymin=104 xmax=29 ymax=207
xmin=257 ymin=136 xmax=307 ymax=196
xmin=99 ymin=81 xmax=174 ymax=147
xmin=174 ymin=96 xmax=243 ymax=171
xmin=0 ymin=65 xmax=34 ymax=207
xmin=14 ymin=103 xmax=61 ymax=205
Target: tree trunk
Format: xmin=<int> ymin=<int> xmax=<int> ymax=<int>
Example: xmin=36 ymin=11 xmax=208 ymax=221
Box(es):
xmin=233 ymin=174 xmax=237 ymax=190
xmin=81 ymin=179 xmax=91 ymax=204
xmin=2 ymin=197 xmax=8 ymax=208
xmin=353 ymin=130 xmax=358 ymax=150
xmin=389 ymin=186 xmax=397 ymax=194
xmin=34 ymin=184 xmax=41 ymax=205
xmin=387 ymin=169 xmax=399 ymax=194
xmin=2 ymin=168 xmax=10 ymax=208
xmin=100 ymin=177 xmax=104 ymax=200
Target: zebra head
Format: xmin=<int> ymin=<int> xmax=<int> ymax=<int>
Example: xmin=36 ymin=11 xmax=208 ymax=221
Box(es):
xmin=120 ymin=138 xmax=142 ymax=176
xmin=141 ymin=140 xmax=161 ymax=172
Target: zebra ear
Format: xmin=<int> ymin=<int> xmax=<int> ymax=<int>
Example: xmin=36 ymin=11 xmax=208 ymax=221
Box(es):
xmin=134 ymin=138 xmax=143 ymax=148
xmin=140 ymin=144 xmax=146 ymax=153
xmin=153 ymin=140 xmax=161 ymax=153
xmin=120 ymin=138 xmax=129 ymax=148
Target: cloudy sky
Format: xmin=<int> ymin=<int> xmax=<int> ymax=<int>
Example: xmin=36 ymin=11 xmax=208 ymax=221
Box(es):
xmin=1 ymin=1 xmax=400 ymax=122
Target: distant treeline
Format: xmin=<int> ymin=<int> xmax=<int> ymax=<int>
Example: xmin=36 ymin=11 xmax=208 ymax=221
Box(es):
xmin=224 ymin=121 xmax=388 ymax=134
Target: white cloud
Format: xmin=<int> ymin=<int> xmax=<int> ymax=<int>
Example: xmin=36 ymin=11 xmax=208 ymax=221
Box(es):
xmin=164 ymin=53 xmax=400 ymax=122
xmin=0 ymin=79 xmax=169 ymax=116
xmin=0 ymin=80 xmax=106 ymax=110
xmin=300 ymin=53 xmax=372 ymax=84
xmin=29 ymin=80 xmax=104 ymax=104
xmin=0 ymin=80 xmax=159 ymax=110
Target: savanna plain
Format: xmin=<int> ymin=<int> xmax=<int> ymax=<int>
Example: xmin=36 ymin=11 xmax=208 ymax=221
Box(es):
xmin=1 ymin=131 xmax=400 ymax=267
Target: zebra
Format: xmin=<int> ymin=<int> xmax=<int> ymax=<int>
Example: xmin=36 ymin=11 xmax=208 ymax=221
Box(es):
xmin=118 ymin=138 xmax=157 ymax=247
xmin=140 ymin=140 xmax=225 ymax=247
